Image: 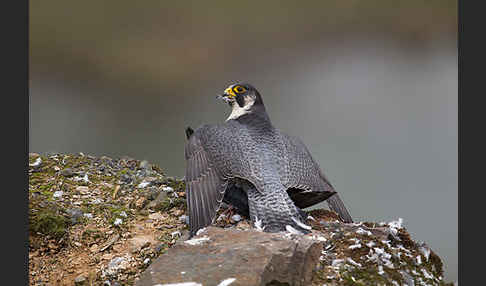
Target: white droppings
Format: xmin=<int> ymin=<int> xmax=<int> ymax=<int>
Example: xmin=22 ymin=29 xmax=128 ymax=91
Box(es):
xmin=83 ymin=213 xmax=93 ymax=219
xmin=381 ymin=251 xmax=392 ymax=260
xmin=181 ymin=272 xmax=186 ymax=274
xmin=374 ymin=247 xmax=385 ymax=255
xmin=137 ymin=181 xmax=150 ymax=188
xmin=416 ymin=255 xmax=422 ymax=265
xmin=331 ymin=259 xmax=344 ymax=267
xmin=29 ymin=157 xmax=42 ymax=167
xmin=291 ymin=217 xmax=312 ymax=230
xmin=120 ymin=211 xmax=128 ymax=218
xmin=388 ymin=218 xmax=404 ymax=236
xmin=419 ymin=245 xmax=431 ymax=262
xmin=348 ymin=243 xmax=362 ymax=250
xmin=171 ymin=231 xmax=182 ymax=238
xmin=346 ymin=258 xmax=362 ymax=267
xmin=113 ymin=218 xmax=123 ymax=226
xmin=356 ymin=228 xmax=372 ymax=236
xmin=366 ymin=252 xmax=379 ymax=263
xmin=422 ymin=269 xmax=434 ymax=279
xmin=184 ymin=236 xmax=210 ymax=246
xmin=378 ymin=265 xmax=384 ymax=275
xmin=162 ymin=186 xmax=174 ymax=192
xmin=82 ymin=173 xmax=90 ymax=183
xmin=154 ymin=283 xmax=202 ymax=286
xmin=143 ymin=258 xmax=150 ymax=264
xmin=398 ymin=244 xmax=411 ymax=253
xmin=195 ymin=228 xmax=207 ymax=236
xmin=217 ymin=278 xmax=236 ymax=286
xmin=309 ymin=235 xmax=327 ymax=242
xmin=381 ymin=240 xmax=392 ymax=248
xmin=73 ymin=173 xmax=91 ymax=183
xmin=383 ymin=259 xmax=395 ymax=269
xmin=53 ymin=191 xmax=63 ymax=198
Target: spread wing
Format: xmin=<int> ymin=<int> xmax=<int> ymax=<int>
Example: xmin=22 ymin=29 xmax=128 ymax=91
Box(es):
xmin=279 ymin=134 xmax=337 ymax=208
xmin=185 ymin=129 xmax=228 ymax=236
xmin=279 ymin=133 xmax=352 ymax=222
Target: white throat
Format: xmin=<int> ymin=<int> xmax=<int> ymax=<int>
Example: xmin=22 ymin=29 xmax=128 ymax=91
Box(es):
xmin=226 ymin=100 xmax=255 ymax=121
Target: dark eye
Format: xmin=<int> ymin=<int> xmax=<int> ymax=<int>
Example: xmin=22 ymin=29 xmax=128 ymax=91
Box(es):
xmin=233 ymin=86 xmax=246 ymax=94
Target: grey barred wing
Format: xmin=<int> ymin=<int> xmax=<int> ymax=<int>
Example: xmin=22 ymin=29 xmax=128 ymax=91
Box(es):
xmin=184 ymin=127 xmax=228 ymax=236
xmin=279 ymin=133 xmax=336 ymax=208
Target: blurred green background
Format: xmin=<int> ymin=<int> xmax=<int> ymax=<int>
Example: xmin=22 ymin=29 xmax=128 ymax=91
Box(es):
xmin=29 ymin=0 xmax=457 ymax=282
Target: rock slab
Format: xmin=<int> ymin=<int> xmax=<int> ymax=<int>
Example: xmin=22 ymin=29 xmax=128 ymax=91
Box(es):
xmin=135 ymin=227 xmax=323 ymax=286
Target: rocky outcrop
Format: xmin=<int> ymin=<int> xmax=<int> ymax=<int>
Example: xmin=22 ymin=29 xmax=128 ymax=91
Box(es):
xmin=136 ymin=209 xmax=453 ymax=286
xmin=136 ymin=227 xmax=322 ymax=286
xmin=28 ymin=153 xmax=453 ymax=286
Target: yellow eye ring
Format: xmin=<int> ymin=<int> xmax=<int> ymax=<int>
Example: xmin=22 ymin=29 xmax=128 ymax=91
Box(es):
xmin=233 ymin=86 xmax=246 ymax=94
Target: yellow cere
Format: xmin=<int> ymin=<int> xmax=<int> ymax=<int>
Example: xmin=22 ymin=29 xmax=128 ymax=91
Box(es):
xmin=224 ymin=87 xmax=236 ymax=98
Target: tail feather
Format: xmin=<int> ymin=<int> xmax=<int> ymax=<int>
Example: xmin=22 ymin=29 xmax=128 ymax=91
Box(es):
xmin=185 ymin=127 xmax=194 ymax=140
xmin=327 ymin=193 xmax=353 ymax=223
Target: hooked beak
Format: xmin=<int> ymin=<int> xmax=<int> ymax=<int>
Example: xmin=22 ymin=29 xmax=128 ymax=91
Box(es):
xmin=216 ymin=87 xmax=236 ymax=103
xmin=216 ymin=94 xmax=232 ymax=103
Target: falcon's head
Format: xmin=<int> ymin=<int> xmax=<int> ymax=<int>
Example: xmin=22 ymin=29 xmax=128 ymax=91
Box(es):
xmin=217 ymin=83 xmax=263 ymax=109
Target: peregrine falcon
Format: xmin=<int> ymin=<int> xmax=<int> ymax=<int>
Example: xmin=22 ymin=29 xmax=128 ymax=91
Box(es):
xmin=185 ymin=83 xmax=352 ymax=236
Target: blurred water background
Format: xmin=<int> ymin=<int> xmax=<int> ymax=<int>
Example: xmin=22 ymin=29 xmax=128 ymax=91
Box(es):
xmin=29 ymin=0 xmax=457 ymax=281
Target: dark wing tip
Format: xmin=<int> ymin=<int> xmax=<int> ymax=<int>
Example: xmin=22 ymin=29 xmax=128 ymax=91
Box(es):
xmin=185 ymin=127 xmax=194 ymax=140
